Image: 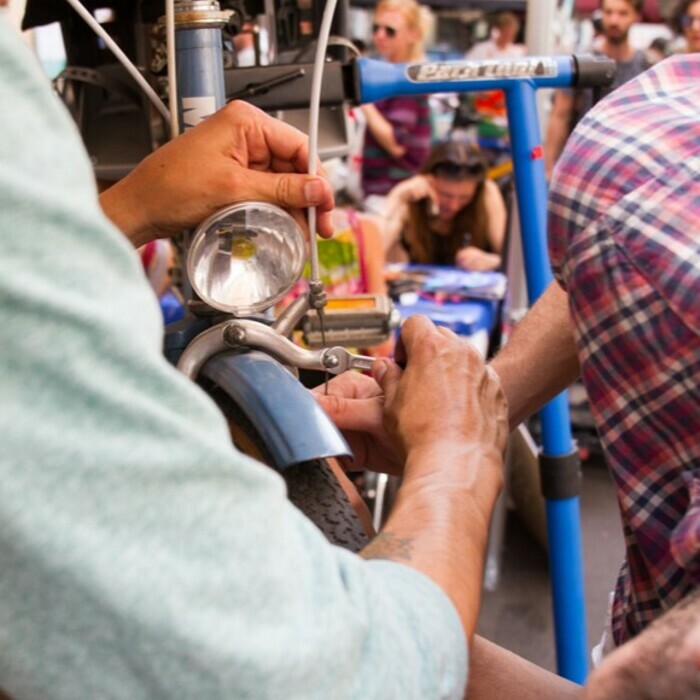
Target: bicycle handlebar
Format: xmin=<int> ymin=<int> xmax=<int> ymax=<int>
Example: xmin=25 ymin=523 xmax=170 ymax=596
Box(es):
xmin=352 ymin=54 xmax=616 ymax=104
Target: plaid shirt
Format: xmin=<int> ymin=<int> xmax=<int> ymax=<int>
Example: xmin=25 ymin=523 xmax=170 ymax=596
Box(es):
xmin=548 ymin=55 xmax=700 ymax=645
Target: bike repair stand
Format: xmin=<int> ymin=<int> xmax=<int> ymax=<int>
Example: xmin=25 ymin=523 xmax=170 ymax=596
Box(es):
xmin=356 ymin=54 xmax=615 ymax=683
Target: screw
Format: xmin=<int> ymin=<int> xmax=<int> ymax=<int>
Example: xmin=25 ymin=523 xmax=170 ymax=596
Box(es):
xmin=224 ymin=325 xmax=246 ymax=346
xmin=323 ymin=353 xmax=340 ymax=369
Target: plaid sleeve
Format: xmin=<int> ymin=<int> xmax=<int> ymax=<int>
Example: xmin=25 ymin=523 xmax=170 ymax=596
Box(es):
xmin=546 ymin=54 xmax=700 ymax=643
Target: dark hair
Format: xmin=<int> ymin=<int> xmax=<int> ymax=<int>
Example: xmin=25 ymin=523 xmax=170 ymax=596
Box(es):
xmin=670 ymin=0 xmax=700 ymax=32
xmin=648 ymin=36 xmax=670 ymax=54
xmin=404 ymin=141 xmax=490 ymax=265
xmin=600 ymin=0 xmax=644 ymax=15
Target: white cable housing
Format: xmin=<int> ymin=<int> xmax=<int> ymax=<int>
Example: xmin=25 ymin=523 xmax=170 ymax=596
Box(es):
xmin=63 ymin=0 xmax=171 ymax=123
xmin=306 ymin=0 xmax=338 ymax=284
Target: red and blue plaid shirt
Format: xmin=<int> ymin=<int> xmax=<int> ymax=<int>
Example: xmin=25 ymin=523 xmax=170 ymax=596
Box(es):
xmin=548 ymin=55 xmax=700 ymax=645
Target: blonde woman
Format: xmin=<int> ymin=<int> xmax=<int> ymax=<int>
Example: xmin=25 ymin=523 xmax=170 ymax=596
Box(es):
xmin=361 ymin=0 xmax=432 ymax=199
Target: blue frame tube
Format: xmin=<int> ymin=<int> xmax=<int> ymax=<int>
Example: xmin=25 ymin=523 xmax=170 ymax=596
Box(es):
xmin=175 ymin=26 xmax=226 ymax=130
xmin=357 ymin=56 xmax=589 ymax=682
xmin=505 ymin=81 xmax=588 ymax=684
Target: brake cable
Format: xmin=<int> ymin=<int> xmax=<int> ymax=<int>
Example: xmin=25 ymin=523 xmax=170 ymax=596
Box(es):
xmin=307 ymin=0 xmax=339 ymax=394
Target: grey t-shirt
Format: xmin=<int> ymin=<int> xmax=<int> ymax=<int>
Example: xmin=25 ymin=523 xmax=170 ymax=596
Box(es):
xmin=0 ymin=21 xmax=466 ymax=700
xmin=572 ymin=49 xmax=648 ymax=127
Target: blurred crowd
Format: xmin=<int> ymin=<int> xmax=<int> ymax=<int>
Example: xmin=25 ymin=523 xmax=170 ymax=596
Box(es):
xmin=131 ymin=0 xmax=698 ymax=349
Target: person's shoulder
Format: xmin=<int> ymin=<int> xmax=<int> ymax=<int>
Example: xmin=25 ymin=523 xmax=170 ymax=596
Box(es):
xmin=648 ymin=53 xmax=700 ymax=82
xmin=466 ymin=40 xmax=493 ymax=60
xmin=622 ymin=53 xmax=700 ymax=100
xmin=632 ymin=48 xmax=652 ymax=71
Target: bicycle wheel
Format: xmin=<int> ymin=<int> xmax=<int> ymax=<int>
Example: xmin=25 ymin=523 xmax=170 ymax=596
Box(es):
xmin=205 ymin=384 xmax=372 ymax=553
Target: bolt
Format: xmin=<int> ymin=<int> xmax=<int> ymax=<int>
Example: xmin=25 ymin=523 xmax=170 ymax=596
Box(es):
xmin=224 ymin=325 xmax=246 ymax=346
xmin=323 ymin=353 xmax=340 ymax=369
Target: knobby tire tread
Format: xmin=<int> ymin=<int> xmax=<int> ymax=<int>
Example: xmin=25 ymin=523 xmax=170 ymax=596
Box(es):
xmin=205 ymin=384 xmax=370 ymax=552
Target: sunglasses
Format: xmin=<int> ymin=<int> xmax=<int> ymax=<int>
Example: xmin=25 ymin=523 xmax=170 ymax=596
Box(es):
xmin=680 ymin=13 xmax=700 ymax=28
xmin=372 ymin=23 xmax=397 ymax=38
xmin=431 ymin=161 xmax=485 ymax=180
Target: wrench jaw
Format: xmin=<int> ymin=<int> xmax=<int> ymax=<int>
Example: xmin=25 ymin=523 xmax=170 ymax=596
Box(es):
xmin=320 ymin=347 xmax=376 ymax=375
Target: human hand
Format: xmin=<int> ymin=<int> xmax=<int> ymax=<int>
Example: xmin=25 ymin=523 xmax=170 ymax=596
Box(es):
xmin=313 ymin=371 xmax=403 ymax=476
xmin=379 ymin=315 xmax=508 ymax=480
xmin=583 ymin=590 xmax=700 ymax=700
xmin=456 ymin=246 xmax=501 ymax=271
xmin=99 ymin=101 xmax=335 ymax=247
xmin=393 ymin=174 xmax=439 ymax=215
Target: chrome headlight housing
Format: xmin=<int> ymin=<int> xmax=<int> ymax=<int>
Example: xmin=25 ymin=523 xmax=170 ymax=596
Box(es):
xmin=187 ymin=202 xmax=306 ymax=315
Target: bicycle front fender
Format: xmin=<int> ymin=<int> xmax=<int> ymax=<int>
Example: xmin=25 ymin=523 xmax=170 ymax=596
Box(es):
xmin=200 ymin=351 xmax=351 ymax=471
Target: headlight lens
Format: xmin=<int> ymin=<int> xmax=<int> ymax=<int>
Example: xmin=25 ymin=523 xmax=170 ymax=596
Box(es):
xmin=187 ymin=202 xmax=306 ymax=315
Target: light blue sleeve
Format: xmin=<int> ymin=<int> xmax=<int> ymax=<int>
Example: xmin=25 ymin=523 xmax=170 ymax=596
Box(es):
xmin=0 ymin=22 xmax=467 ymax=700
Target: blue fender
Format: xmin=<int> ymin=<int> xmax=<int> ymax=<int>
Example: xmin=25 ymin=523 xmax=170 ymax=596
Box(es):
xmin=200 ymin=351 xmax=352 ymax=471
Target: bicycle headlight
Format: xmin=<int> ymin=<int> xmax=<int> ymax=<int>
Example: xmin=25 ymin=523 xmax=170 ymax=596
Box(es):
xmin=187 ymin=202 xmax=306 ymax=315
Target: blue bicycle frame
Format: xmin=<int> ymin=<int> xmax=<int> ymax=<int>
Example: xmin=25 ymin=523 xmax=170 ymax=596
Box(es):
xmin=356 ymin=54 xmax=614 ymax=683
xmin=170 ymin=13 xmax=613 ymax=681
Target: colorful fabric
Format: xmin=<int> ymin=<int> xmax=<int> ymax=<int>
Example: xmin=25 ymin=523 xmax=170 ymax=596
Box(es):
xmin=549 ymin=55 xmax=700 ymax=645
xmin=464 ymin=42 xmax=526 ymax=145
xmin=308 ymin=210 xmax=367 ymax=295
xmin=284 ymin=210 xmax=368 ymax=306
xmin=361 ymin=96 xmax=432 ymax=196
xmin=0 ymin=23 xmax=468 ymax=699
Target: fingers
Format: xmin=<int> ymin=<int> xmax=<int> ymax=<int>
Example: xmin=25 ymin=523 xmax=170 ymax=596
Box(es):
xmin=382 ymin=315 xmax=508 ymax=456
xmin=397 ymin=315 xmax=455 ymax=365
xmin=238 ymin=171 xmax=335 ymax=239
xmin=312 ymin=371 xmax=382 ymax=401
xmin=242 ymin=171 xmax=334 ymax=215
xmin=372 ymin=358 xmax=402 ymax=401
xmin=218 ymin=102 xmax=335 ymax=237
xmin=312 ymin=373 xmax=384 ymax=433
xmin=225 ymin=101 xmax=310 ymax=165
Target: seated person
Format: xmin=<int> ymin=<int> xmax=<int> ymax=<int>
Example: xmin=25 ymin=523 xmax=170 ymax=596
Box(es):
xmin=380 ymin=140 xmax=507 ymax=271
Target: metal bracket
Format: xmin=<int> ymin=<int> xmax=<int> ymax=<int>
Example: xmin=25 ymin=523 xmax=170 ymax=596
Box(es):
xmin=176 ymin=318 xmax=374 ymax=379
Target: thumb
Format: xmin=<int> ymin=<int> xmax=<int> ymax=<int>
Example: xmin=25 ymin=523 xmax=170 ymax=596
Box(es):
xmin=247 ymin=172 xmax=335 ymax=238
xmin=250 ymin=172 xmax=332 ymax=210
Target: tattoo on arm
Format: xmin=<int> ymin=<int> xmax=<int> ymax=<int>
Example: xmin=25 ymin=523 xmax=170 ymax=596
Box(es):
xmin=361 ymin=532 xmax=414 ymax=562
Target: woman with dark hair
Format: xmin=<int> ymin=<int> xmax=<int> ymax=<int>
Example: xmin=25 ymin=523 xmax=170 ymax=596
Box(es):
xmin=671 ymin=0 xmax=700 ymax=53
xmin=381 ymin=141 xmax=507 ymax=271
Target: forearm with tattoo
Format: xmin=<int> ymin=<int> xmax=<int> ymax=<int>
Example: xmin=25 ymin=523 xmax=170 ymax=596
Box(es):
xmin=361 ymin=532 xmax=414 ymax=562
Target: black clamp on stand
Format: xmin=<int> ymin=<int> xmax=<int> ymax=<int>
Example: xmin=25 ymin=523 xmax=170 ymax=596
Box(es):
xmin=539 ymin=449 xmax=582 ymax=500
xmin=572 ymin=54 xmax=617 ymax=107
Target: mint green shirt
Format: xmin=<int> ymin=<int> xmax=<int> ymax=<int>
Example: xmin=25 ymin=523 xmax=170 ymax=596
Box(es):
xmin=0 ymin=22 xmax=467 ymax=699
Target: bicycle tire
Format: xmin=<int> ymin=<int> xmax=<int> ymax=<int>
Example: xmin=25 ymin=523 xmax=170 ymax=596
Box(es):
xmin=205 ymin=384 xmax=371 ymax=553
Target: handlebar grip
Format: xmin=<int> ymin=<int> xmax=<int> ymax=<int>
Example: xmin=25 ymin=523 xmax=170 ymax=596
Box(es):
xmin=572 ymin=54 xmax=616 ymax=89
